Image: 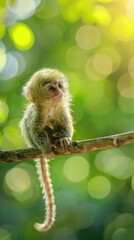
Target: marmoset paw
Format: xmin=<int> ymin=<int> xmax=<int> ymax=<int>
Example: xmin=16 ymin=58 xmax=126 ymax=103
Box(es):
xmin=55 ymin=137 xmax=71 ymax=151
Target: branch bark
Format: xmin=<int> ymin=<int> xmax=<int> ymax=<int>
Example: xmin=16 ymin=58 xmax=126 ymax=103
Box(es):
xmin=0 ymin=131 xmax=134 ymax=163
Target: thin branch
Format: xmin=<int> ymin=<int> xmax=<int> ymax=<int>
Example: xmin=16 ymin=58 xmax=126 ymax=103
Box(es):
xmin=0 ymin=131 xmax=134 ymax=163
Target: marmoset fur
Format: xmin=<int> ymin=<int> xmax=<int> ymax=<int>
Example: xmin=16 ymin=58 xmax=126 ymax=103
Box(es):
xmin=20 ymin=68 xmax=74 ymax=232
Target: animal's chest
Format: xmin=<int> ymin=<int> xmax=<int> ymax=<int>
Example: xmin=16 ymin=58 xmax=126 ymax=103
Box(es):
xmin=42 ymin=107 xmax=65 ymax=143
xmin=48 ymin=107 xmax=55 ymax=119
xmin=45 ymin=109 xmax=65 ymax=143
xmin=46 ymin=107 xmax=59 ymax=129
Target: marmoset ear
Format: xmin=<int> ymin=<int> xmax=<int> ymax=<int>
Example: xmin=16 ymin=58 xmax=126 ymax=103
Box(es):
xmin=22 ymin=83 xmax=33 ymax=102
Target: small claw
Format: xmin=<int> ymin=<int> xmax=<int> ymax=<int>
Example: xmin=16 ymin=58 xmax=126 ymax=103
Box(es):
xmin=51 ymin=144 xmax=57 ymax=149
xmin=59 ymin=138 xmax=64 ymax=148
xmin=55 ymin=137 xmax=71 ymax=151
xmin=62 ymin=138 xmax=70 ymax=150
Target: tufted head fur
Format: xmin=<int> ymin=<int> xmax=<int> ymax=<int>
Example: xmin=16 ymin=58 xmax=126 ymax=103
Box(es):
xmin=22 ymin=68 xmax=70 ymax=105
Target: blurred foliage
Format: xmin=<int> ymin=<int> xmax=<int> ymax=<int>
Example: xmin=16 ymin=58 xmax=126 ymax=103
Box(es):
xmin=0 ymin=0 xmax=134 ymax=239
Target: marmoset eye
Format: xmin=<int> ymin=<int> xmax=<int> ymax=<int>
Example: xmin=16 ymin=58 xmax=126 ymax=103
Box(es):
xmin=48 ymin=86 xmax=55 ymax=92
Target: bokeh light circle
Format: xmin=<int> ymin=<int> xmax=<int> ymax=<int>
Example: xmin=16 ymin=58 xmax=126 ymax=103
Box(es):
xmin=111 ymin=15 xmax=134 ymax=42
xmin=7 ymin=0 xmax=41 ymax=20
xmin=87 ymin=176 xmax=111 ymax=199
xmin=95 ymin=149 xmax=134 ymax=179
xmin=5 ymin=167 xmax=31 ymax=193
xmin=63 ymin=156 xmax=89 ymax=182
xmin=0 ymin=101 xmax=9 ymax=123
xmin=75 ymin=25 xmax=101 ymax=50
xmin=0 ymin=52 xmax=19 ymax=80
xmin=126 ymin=0 xmax=134 ymax=19
xmin=0 ymin=23 xmax=6 ymax=39
xmin=9 ymin=23 xmax=35 ymax=50
xmin=93 ymin=5 xmax=111 ymax=25
xmin=128 ymin=56 xmax=134 ymax=77
xmin=117 ymin=73 xmax=134 ymax=98
xmin=112 ymin=228 xmax=128 ymax=240
xmin=93 ymin=53 xmax=113 ymax=76
xmin=0 ymin=228 xmax=11 ymax=240
xmin=0 ymin=42 xmax=6 ymax=72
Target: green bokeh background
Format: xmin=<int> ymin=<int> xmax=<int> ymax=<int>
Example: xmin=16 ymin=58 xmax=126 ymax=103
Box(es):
xmin=0 ymin=0 xmax=134 ymax=239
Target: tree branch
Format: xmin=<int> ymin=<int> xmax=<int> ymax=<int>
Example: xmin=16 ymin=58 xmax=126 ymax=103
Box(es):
xmin=0 ymin=131 xmax=134 ymax=163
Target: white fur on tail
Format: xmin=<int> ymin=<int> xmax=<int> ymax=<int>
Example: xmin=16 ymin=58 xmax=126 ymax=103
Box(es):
xmin=34 ymin=157 xmax=56 ymax=232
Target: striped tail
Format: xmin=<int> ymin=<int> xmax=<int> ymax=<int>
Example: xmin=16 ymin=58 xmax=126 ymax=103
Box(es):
xmin=34 ymin=157 xmax=56 ymax=232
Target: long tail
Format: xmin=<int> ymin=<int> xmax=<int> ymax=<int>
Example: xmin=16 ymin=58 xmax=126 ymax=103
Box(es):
xmin=34 ymin=157 xmax=56 ymax=232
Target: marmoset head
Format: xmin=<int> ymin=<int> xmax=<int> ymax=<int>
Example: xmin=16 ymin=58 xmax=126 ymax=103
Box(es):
xmin=22 ymin=68 xmax=70 ymax=104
